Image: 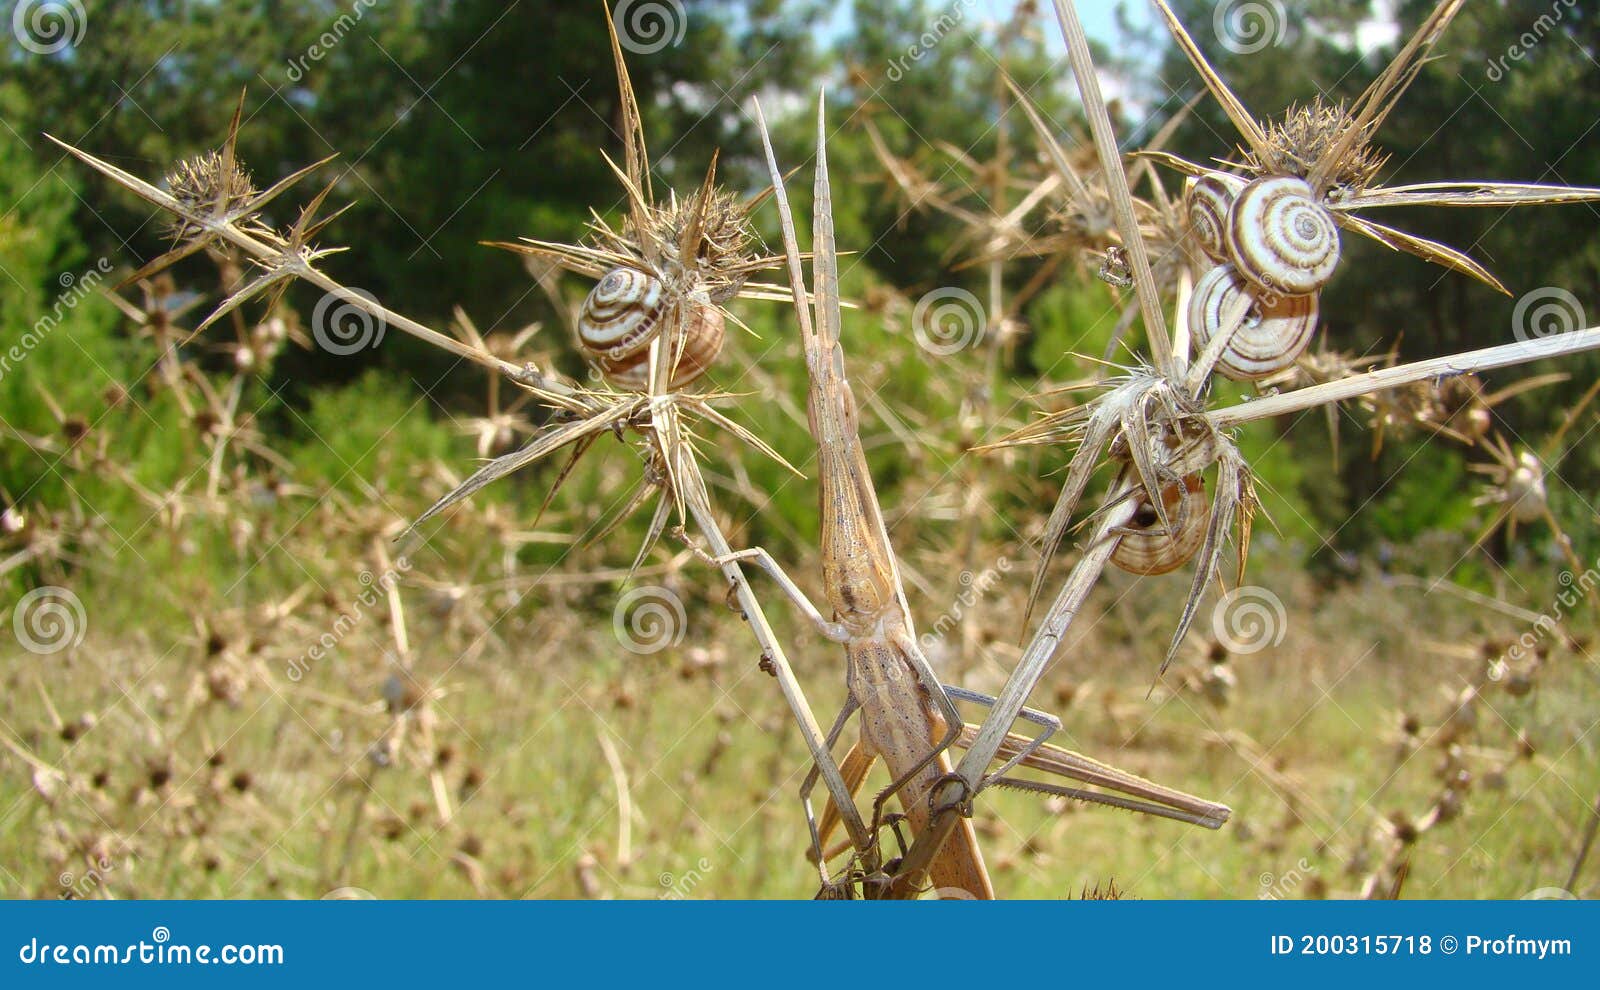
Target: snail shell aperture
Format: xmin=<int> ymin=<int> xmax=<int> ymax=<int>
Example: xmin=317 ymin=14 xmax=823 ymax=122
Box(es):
xmin=1190 ymin=264 xmax=1319 ymax=382
xmin=1226 ymin=176 xmax=1341 ymax=297
xmin=1111 ymin=474 xmax=1211 ymax=577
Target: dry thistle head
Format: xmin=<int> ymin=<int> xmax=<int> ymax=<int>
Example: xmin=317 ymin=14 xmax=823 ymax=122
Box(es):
xmin=1247 ymin=99 xmax=1386 ymax=193
xmin=164 ymin=150 xmax=257 ymax=239
xmin=651 ymin=184 xmax=756 ymax=303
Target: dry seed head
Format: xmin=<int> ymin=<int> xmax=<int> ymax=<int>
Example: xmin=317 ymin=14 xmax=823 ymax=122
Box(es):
xmin=651 ymin=185 xmax=756 ymax=302
xmin=164 ymin=151 xmax=258 ymax=237
xmin=1248 ymin=100 xmax=1386 ymax=193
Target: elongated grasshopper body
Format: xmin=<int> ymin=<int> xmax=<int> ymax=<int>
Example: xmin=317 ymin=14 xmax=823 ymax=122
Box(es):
xmin=747 ymin=97 xmax=1230 ymax=899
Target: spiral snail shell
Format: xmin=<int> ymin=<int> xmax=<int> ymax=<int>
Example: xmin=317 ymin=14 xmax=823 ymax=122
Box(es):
xmin=1111 ymin=474 xmax=1211 ymax=577
xmin=1184 ymin=174 xmax=1245 ymax=264
xmin=578 ymin=268 xmax=725 ymax=390
xmin=1226 ymin=176 xmax=1341 ymax=297
xmin=1189 ymin=264 xmax=1319 ymax=381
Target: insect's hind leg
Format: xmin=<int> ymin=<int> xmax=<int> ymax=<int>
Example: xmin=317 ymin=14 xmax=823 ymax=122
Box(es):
xmin=941 ymin=684 xmax=1062 ymax=791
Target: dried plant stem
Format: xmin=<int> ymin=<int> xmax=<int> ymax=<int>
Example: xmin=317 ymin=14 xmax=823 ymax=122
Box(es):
xmin=892 ymin=491 xmax=1137 ymax=896
xmin=47 ymin=137 xmax=560 ymax=393
xmin=1568 ymin=791 xmax=1600 ymax=894
xmin=1209 ymin=326 xmax=1600 ymax=429
xmin=1051 ymin=0 xmax=1173 ymax=376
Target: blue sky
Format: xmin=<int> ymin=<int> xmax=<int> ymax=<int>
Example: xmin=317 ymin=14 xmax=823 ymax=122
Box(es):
xmin=816 ymin=0 xmax=1153 ymax=51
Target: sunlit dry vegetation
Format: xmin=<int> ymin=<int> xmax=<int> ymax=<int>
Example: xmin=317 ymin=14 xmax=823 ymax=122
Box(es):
xmin=2 ymin=0 xmax=1598 ymax=898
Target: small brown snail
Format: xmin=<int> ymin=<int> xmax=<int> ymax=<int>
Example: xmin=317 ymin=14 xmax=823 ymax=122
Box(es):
xmin=1111 ymin=474 xmax=1211 ymax=576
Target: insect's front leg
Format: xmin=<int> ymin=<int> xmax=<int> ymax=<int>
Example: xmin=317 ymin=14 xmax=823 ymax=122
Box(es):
xmin=694 ymin=545 xmax=851 ymax=643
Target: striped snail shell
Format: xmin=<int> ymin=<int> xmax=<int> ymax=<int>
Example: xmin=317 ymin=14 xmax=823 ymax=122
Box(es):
xmin=1184 ymin=174 xmax=1245 ymax=264
xmin=578 ymin=268 xmax=725 ymax=390
xmin=1111 ymin=474 xmax=1211 ymax=577
xmin=1190 ymin=264 xmax=1319 ymax=382
xmin=1226 ymin=176 xmax=1341 ymax=297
